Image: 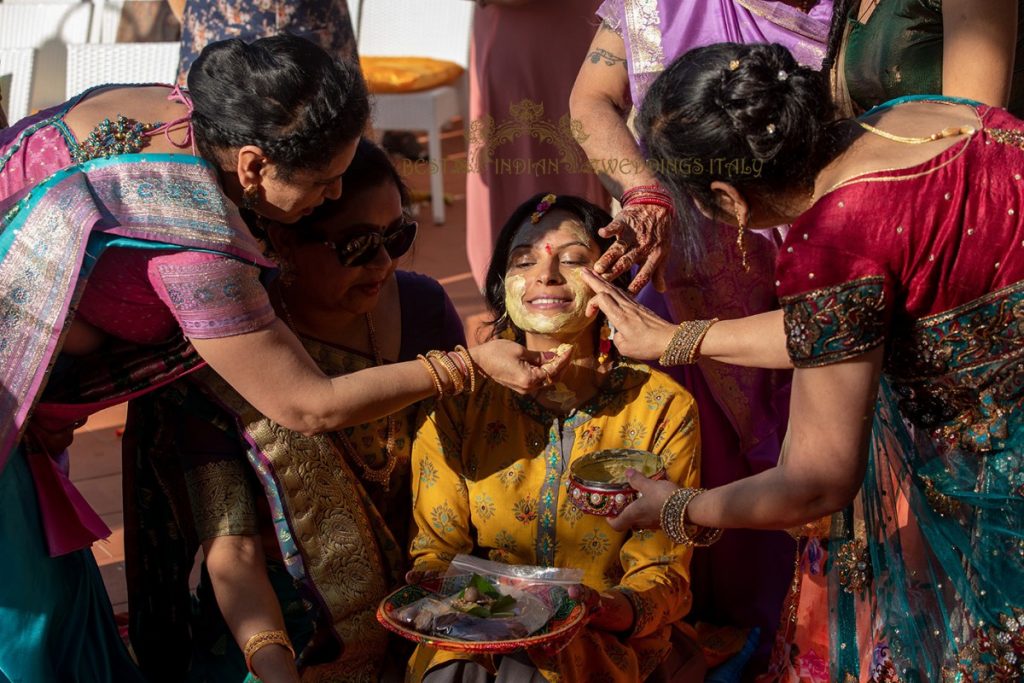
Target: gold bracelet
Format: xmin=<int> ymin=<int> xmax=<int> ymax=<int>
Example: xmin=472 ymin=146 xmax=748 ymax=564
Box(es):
xmin=678 ymin=488 xmax=723 ymax=547
xmin=243 ymin=629 xmax=295 ymax=676
xmin=658 ymin=319 xmax=719 ymax=367
xmin=416 ymin=354 xmax=445 ymax=398
xmin=659 ymin=487 xmax=723 ymax=546
xmin=428 ymin=350 xmax=465 ymax=395
xmin=660 ymin=487 xmax=700 ymax=545
xmin=454 ymin=345 xmax=477 ymax=393
xmin=685 ymin=318 xmax=718 ymax=364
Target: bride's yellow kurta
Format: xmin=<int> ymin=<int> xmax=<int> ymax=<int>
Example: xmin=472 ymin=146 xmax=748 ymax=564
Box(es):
xmin=408 ymin=359 xmax=701 ymax=682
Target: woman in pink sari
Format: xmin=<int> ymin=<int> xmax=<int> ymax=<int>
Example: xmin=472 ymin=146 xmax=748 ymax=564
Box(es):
xmin=0 ymin=35 xmax=563 ymax=683
xmin=569 ymin=1 xmax=832 ymax=667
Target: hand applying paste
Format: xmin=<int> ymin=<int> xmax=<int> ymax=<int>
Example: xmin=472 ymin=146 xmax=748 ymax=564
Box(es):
xmin=503 ymin=202 xmax=606 ymax=412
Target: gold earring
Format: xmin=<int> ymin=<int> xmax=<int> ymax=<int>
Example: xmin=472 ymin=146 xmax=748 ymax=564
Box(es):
xmin=598 ymin=319 xmax=613 ymax=365
xmin=241 ymin=183 xmax=260 ymax=212
xmin=735 ymin=210 xmax=750 ymax=272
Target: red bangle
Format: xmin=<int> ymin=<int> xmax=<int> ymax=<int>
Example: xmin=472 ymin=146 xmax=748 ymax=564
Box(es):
xmin=621 ymin=183 xmax=665 ymax=196
xmin=623 ymin=193 xmax=674 ymax=206
xmin=623 ymin=196 xmax=675 ymax=215
xmin=621 ymin=184 xmax=671 ymax=204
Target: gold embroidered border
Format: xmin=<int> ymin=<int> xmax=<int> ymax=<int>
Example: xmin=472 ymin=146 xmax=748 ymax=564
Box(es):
xmin=989 ymin=127 xmax=1024 ymax=151
xmin=910 ymin=279 xmax=1024 ymax=330
xmin=777 ymin=275 xmax=885 ymax=307
xmin=732 ymin=0 xmax=827 ymax=42
xmin=184 ymin=460 xmax=258 ymax=539
xmin=623 ymin=0 xmax=665 ymax=77
xmin=203 ymin=368 xmax=392 ymax=672
xmin=780 ymin=275 xmax=887 ymax=369
xmin=888 ymin=280 xmax=1024 ymax=382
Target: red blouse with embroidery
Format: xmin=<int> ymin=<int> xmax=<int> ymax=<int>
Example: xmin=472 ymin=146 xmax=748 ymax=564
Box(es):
xmin=776 ymin=105 xmax=1024 ymax=369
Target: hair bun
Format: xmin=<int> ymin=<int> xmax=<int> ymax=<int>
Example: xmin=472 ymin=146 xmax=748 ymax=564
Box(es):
xmin=635 ymin=42 xmax=837 ymax=266
xmin=715 ymin=43 xmax=829 ymax=162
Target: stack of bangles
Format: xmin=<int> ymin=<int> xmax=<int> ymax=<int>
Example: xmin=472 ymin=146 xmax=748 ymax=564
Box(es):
xmin=660 ymin=488 xmax=723 ymax=546
xmin=416 ymin=345 xmax=478 ymax=399
xmin=659 ymin=318 xmax=719 ymax=366
xmin=620 ymin=183 xmax=675 ymax=216
xmin=244 ymin=629 xmax=295 ymax=677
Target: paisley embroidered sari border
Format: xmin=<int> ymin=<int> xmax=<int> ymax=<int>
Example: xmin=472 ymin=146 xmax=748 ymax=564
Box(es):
xmin=780 ymin=275 xmax=887 ymax=368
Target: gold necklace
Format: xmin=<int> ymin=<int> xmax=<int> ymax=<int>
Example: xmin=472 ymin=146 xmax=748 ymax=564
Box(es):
xmin=857 ymin=121 xmax=976 ymax=145
xmin=277 ymin=291 xmax=398 ymax=490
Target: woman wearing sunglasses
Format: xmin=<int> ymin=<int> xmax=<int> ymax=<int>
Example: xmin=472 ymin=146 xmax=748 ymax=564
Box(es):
xmin=121 ymin=139 xmax=500 ymax=683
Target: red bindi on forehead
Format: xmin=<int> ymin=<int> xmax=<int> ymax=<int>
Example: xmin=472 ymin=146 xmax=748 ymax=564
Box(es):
xmin=544 ymin=243 xmax=552 ymax=254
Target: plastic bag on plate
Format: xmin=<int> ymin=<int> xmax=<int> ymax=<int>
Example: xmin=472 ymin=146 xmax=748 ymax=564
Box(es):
xmin=396 ymin=554 xmax=584 ymax=642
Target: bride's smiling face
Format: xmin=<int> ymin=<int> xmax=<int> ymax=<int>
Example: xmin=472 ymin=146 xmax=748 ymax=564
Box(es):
xmin=503 ymin=211 xmax=603 ymax=339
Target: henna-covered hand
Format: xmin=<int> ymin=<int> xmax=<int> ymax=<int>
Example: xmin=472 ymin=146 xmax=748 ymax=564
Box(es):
xmin=593 ymin=204 xmax=672 ymax=293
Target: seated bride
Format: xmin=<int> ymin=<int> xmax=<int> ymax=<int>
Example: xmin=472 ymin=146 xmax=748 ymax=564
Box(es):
xmin=407 ymin=194 xmax=704 ymax=682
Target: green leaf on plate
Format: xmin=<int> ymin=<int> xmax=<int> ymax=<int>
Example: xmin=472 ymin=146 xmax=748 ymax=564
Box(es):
xmin=489 ymin=595 xmax=517 ymax=616
xmin=468 ymin=574 xmax=501 ymax=599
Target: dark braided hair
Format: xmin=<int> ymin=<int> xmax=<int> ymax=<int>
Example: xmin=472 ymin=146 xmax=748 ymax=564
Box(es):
xmin=637 ymin=42 xmax=842 ymax=264
xmin=188 ymin=34 xmax=370 ymax=180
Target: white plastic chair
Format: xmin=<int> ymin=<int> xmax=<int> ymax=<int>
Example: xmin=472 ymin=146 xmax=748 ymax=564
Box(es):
xmin=358 ymin=0 xmax=473 ymax=225
xmin=65 ymin=42 xmax=180 ymax=99
xmin=0 ymin=2 xmax=92 ymax=111
xmin=88 ymin=0 xmax=124 ymax=44
xmin=0 ymin=47 xmax=36 ymax=125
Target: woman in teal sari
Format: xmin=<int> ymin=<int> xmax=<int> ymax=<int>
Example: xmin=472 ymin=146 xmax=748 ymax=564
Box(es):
xmin=0 ymin=35 xmax=563 ymax=683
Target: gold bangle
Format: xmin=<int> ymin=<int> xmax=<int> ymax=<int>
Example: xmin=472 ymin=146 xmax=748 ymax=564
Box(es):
xmin=243 ymin=629 xmax=295 ymax=676
xmin=454 ymin=345 xmax=477 ymax=393
xmin=685 ymin=318 xmax=718 ymax=364
xmin=428 ymin=350 xmax=464 ymax=396
xmin=660 ymin=487 xmax=699 ymax=545
xmin=678 ymin=488 xmax=723 ymax=547
xmin=416 ymin=354 xmax=445 ymax=398
xmin=658 ymin=319 xmax=719 ymax=367
xmin=659 ymin=487 xmax=722 ymax=546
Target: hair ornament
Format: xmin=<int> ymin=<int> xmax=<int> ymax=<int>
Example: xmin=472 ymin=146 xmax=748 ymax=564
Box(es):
xmin=728 ymin=59 xmax=741 ymax=71
xmin=777 ymin=69 xmax=789 ymax=81
xmin=531 ymin=193 xmax=558 ymax=224
xmin=766 ymin=123 xmax=777 ymax=135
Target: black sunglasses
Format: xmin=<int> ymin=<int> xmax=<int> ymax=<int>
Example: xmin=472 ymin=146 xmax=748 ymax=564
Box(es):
xmin=321 ymin=219 xmax=418 ymax=267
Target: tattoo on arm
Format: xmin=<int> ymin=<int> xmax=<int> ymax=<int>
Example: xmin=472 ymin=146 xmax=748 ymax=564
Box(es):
xmin=589 ymin=48 xmax=627 ymax=68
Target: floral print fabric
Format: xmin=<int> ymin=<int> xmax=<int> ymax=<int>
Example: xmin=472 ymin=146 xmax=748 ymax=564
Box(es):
xmin=177 ymin=0 xmax=358 ymax=84
xmin=409 ymin=359 xmax=701 ymax=681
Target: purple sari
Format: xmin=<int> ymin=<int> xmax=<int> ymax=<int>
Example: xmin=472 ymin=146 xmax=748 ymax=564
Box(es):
xmin=598 ymin=0 xmax=831 ymax=105
xmin=594 ymin=0 xmax=832 ymax=672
